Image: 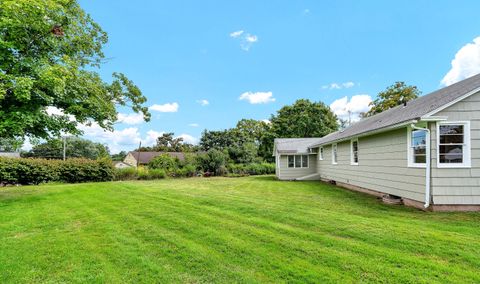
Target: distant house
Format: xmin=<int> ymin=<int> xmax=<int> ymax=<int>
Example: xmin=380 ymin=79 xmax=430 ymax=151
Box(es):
xmin=112 ymin=161 xmax=132 ymax=169
xmin=124 ymin=151 xmax=187 ymax=167
xmin=274 ymin=74 xmax=480 ymax=211
xmin=0 ymin=152 xmax=20 ymax=158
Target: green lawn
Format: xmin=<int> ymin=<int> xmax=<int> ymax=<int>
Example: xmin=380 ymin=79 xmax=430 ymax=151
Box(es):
xmin=1 ymin=176 xmax=479 ymax=283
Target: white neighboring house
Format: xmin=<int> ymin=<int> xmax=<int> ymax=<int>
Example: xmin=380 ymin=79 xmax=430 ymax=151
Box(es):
xmin=113 ymin=161 xmax=132 ymax=169
xmin=274 ymin=73 xmax=480 ymax=211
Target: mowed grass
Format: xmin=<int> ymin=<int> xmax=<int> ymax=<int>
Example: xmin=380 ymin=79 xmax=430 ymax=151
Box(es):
xmin=1 ymin=176 xmax=479 ymax=283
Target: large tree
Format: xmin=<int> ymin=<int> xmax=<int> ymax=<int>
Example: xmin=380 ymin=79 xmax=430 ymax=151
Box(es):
xmin=0 ymin=0 xmax=150 ymax=141
xmin=270 ymin=99 xmax=338 ymax=138
xmin=363 ymin=82 xmax=420 ymax=117
xmin=24 ymin=137 xmax=109 ymax=160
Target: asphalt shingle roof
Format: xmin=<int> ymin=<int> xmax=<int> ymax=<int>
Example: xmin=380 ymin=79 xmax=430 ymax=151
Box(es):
xmin=275 ymin=73 xmax=480 ymax=152
xmin=310 ymin=73 xmax=480 ymax=147
xmin=274 ymin=138 xmax=323 ymax=154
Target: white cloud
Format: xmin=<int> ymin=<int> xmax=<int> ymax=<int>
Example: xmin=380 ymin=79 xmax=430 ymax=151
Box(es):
xmin=150 ymin=102 xmax=179 ymax=113
xmin=79 ymin=122 xmax=142 ymax=153
xmin=330 ymin=94 xmax=372 ymax=122
xmin=117 ymin=112 xmax=144 ymax=125
xmin=188 ymin=123 xmax=199 ymax=127
xmin=230 ymin=30 xmax=244 ymax=38
xmin=245 ymin=34 xmax=258 ymax=43
xmin=177 ymin=133 xmax=198 ymax=145
xmin=239 ymin=91 xmax=275 ymax=104
xmin=196 ymin=99 xmax=209 ymax=106
xmin=322 ymin=81 xmax=356 ymax=90
xmin=230 ymin=30 xmax=259 ymax=51
xmin=262 ymin=119 xmax=271 ymax=124
xmin=441 ymin=37 xmax=480 ymax=86
xmin=143 ymin=130 xmax=164 ymax=146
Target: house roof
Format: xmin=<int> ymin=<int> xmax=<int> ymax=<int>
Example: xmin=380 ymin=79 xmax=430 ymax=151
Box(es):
xmin=127 ymin=151 xmax=186 ymax=164
xmin=274 ymin=138 xmax=323 ymax=154
xmin=310 ymin=73 xmax=480 ymax=147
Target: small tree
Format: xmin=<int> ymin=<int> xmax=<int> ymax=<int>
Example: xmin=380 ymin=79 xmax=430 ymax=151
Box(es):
xmin=148 ymin=154 xmax=179 ymax=171
xmin=197 ymin=149 xmax=228 ymax=176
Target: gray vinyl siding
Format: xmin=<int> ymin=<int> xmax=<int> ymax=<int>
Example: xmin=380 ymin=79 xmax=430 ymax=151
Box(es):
xmin=277 ymin=154 xmax=317 ymax=180
xmin=431 ymin=91 xmax=480 ymax=205
xmin=316 ymin=128 xmax=426 ymax=202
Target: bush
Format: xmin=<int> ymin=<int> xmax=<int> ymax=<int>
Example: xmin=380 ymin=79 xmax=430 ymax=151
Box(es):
xmin=148 ymin=154 xmax=179 ymax=170
xmin=137 ymin=167 xmax=166 ymax=180
xmin=115 ymin=167 xmax=166 ymax=181
xmin=227 ymin=163 xmax=275 ymax=176
xmin=114 ymin=167 xmax=137 ymax=181
xmin=0 ymin=157 xmax=114 ymax=185
xmin=196 ymin=149 xmax=228 ymax=176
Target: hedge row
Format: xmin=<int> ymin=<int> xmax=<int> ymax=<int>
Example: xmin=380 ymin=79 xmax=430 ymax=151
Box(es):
xmin=226 ymin=163 xmax=276 ymax=176
xmin=0 ymin=157 xmax=114 ymax=185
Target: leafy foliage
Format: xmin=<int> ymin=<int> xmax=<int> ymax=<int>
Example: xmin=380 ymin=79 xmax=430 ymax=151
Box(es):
xmin=0 ymin=0 xmax=149 ymax=140
xmin=270 ymin=99 xmax=338 ymax=138
xmin=23 ymin=137 xmax=109 ymax=159
xmin=137 ymin=132 xmax=199 ymax=152
xmin=200 ymin=119 xmax=271 ymax=163
xmin=0 ymin=157 xmax=114 ymax=185
xmin=363 ymin=82 xmax=421 ymax=117
xmin=148 ymin=153 xmax=179 ymax=171
xmin=196 ymin=149 xmax=228 ymax=176
xmin=111 ymin=151 xmax=127 ymax=161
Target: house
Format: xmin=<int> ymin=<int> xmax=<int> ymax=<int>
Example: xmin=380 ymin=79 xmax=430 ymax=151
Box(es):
xmin=274 ymin=73 xmax=480 ymax=211
xmin=124 ymin=151 xmax=187 ymax=167
xmin=112 ymin=161 xmax=132 ymax=169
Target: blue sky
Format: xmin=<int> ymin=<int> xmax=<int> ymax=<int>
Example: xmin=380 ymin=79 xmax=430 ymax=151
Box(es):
xmin=77 ymin=0 xmax=480 ymax=153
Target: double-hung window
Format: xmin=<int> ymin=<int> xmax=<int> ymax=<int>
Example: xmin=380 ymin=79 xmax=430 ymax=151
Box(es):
xmin=350 ymin=139 xmax=359 ymax=165
xmin=287 ymin=155 xmax=309 ymax=168
xmin=332 ymin=144 xmax=338 ymax=164
xmin=408 ymin=128 xmax=427 ymax=167
xmin=319 ymin=147 xmax=324 ymax=160
xmin=437 ymin=122 xmax=471 ymax=168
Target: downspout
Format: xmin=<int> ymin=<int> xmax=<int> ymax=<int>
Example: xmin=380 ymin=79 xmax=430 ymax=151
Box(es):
xmin=411 ymin=124 xmax=431 ymax=209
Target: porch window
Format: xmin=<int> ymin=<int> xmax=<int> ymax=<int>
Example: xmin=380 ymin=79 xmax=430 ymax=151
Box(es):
xmin=288 ymin=155 xmax=294 ymax=168
xmin=287 ymin=155 xmax=309 ymax=168
xmin=437 ymin=122 xmax=471 ymax=168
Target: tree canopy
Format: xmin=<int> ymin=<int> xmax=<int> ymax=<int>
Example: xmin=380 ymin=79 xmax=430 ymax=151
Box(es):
xmin=363 ymin=82 xmax=421 ymax=117
xmin=24 ymin=137 xmax=109 ymax=160
xmin=269 ymin=99 xmax=338 ymax=138
xmin=0 ymin=0 xmax=150 ymax=141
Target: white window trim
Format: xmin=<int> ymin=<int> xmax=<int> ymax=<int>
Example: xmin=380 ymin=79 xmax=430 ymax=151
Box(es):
xmin=319 ymin=147 xmax=324 ymax=160
xmin=350 ymin=138 xmax=359 ymax=166
xmin=287 ymin=155 xmax=310 ymax=169
xmin=332 ymin=144 xmax=338 ymax=165
xmin=436 ymin=121 xmax=471 ymax=168
xmin=407 ymin=126 xmax=427 ymax=168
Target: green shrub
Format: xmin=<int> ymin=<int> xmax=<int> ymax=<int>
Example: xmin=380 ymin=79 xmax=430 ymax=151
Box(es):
xmin=148 ymin=168 xmax=166 ymax=179
xmin=197 ymin=149 xmax=228 ymax=176
xmin=227 ymin=163 xmax=275 ymax=176
xmin=136 ymin=167 xmax=166 ymax=180
xmin=0 ymin=157 xmax=114 ymax=185
xmin=114 ymin=167 xmax=137 ymax=180
xmin=148 ymin=154 xmax=179 ymax=170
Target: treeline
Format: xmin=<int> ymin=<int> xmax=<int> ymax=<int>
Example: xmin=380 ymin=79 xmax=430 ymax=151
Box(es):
xmin=199 ymin=99 xmax=338 ymax=162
